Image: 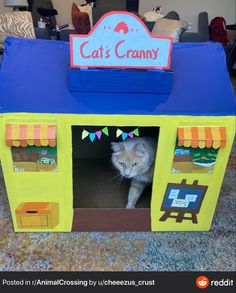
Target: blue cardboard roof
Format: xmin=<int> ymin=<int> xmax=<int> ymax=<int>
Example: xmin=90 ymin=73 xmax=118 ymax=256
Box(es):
xmin=0 ymin=37 xmax=235 ymax=116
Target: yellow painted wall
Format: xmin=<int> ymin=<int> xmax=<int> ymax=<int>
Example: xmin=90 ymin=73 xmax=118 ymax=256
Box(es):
xmin=0 ymin=113 xmax=235 ymax=232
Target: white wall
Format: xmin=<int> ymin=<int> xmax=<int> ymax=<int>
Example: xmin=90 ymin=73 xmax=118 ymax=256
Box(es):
xmin=0 ymin=1 xmax=12 ymax=13
xmin=139 ymin=0 xmax=236 ymax=32
xmin=52 ymin=0 xmax=84 ymax=28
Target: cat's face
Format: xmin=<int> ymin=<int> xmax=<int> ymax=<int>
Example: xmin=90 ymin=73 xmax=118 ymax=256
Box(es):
xmin=111 ymin=141 xmax=151 ymax=178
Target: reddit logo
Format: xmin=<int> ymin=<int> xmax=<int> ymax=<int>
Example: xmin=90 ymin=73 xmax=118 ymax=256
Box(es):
xmin=196 ymin=276 xmax=209 ymax=289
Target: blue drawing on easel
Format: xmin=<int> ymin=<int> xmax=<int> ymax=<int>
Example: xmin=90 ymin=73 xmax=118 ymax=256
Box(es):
xmin=163 ymin=186 xmax=204 ymax=211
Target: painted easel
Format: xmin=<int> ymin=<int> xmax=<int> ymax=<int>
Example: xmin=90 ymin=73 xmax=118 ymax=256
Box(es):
xmin=159 ymin=180 xmax=207 ymax=224
xmin=159 ymin=210 xmax=198 ymax=224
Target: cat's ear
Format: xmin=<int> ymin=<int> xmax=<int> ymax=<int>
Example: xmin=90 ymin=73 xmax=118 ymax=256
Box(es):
xmin=111 ymin=142 xmax=124 ymax=153
xmin=134 ymin=143 xmax=146 ymax=156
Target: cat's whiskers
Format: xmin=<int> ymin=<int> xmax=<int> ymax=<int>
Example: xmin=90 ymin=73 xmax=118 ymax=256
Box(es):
xmin=108 ymin=170 xmax=120 ymax=174
xmin=112 ymin=173 xmax=125 ymax=189
xmin=111 ymin=173 xmax=121 ymax=180
xmin=106 ymin=172 xmax=122 ymax=185
xmin=117 ymin=174 xmax=124 ymax=190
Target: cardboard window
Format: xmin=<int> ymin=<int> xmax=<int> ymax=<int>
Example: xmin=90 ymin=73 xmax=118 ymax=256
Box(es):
xmin=11 ymin=146 xmax=58 ymax=172
xmin=171 ymin=126 xmax=226 ymax=174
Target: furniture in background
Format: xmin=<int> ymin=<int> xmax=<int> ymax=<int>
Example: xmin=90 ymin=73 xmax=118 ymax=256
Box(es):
xmin=145 ymin=11 xmax=209 ymax=43
xmin=1 ymin=0 xmax=51 ymax=40
xmin=0 ymin=11 xmax=36 ymax=49
xmin=226 ymin=24 xmax=236 ymax=76
xmin=3 ymin=1 xmax=209 ymax=44
xmin=30 ymin=0 xmax=140 ymax=41
xmin=28 ymin=0 xmax=56 ymax=27
xmin=28 ymin=0 xmax=74 ymax=40
xmin=151 ymin=14 xmax=190 ymax=43
xmin=181 ymin=11 xmax=209 ymax=42
xmin=37 ymin=6 xmax=59 ymax=31
xmin=197 ymin=12 xmax=209 ymax=41
xmin=34 ymin=26 xmax=50 ymax=39
xmin=28 ymin=0 xmax=55 ymax=39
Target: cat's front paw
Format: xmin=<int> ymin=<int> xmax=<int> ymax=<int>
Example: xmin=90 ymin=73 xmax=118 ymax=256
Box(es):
xmin=126 ymin=203 xmax=136 ymax=209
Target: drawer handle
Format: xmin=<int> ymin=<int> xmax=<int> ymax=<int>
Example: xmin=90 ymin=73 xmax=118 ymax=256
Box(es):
xmin=26 ymin=211 xmax=38 ymax=214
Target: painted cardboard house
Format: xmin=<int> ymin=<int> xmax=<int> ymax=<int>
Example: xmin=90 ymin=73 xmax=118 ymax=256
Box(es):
xmin=0 ymin=13 xmax=235 ymax=232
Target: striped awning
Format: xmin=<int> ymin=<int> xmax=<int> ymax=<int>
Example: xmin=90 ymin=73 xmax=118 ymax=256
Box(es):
xmin=6 ymin=124 xmax=57 ymax=147
xmin=177 ymin=127 xmax=226 ymax=149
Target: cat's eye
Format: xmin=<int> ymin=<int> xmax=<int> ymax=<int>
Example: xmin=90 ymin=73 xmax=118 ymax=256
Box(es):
xmin=119 ymin=162 xmax=124 ymax=166
xmin=132 ymin=162 xmax=138 ymax=167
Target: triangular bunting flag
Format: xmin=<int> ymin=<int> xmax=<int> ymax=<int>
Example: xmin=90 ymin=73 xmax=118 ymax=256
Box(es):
xmin=89 ymin=133 xmax=96 ymax=142
xmin=116 ymin=129 xmax=123 ymax=138
xmin=96 ymin=131 xmax=102 ymax=140
xmin=102 ymin=127 xmax=109 ymax=136
xmin=82 ymin=130 xmax=89 ymax=140
xmin=133 ymin=128 xmax=139 ymax=136
xmin=128 ymin=132 xmax=134 ymax=138
xmin=122 ymin=133 xmax=128 ymax=141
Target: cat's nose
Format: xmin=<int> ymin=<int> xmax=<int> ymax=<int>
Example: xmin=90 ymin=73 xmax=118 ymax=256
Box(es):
xmin=124 ymin=169 xmax=131 ymax=176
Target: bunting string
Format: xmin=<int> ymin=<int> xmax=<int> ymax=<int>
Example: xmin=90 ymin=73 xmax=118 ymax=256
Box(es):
xmin=82 ymin=127 xmax=109 ymax=142
xmin=116 ymin=128 xmax=139 ymax=141
xmin=81 ymin=127 xmax=139 ymax=142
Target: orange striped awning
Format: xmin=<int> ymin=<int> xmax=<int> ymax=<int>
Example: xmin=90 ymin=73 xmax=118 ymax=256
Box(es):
xmin=177 ymin=127 xmax=226 ymax=149
xmin=6 ymin=124 xmax=57 ymax=147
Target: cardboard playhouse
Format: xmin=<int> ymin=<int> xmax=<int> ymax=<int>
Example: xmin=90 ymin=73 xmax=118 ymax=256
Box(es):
xmin=0 ymin=12 xmax=235 ymax=232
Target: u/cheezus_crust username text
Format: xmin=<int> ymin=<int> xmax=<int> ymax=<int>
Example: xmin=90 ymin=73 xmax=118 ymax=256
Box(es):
xmin=2 ymin=278 xmax=156 ymax=287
